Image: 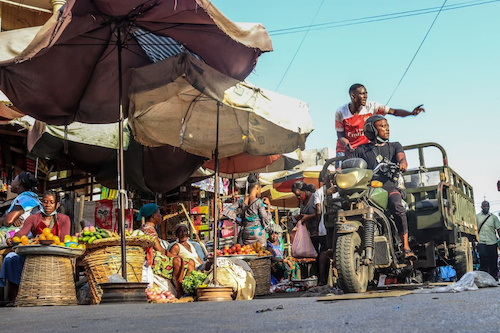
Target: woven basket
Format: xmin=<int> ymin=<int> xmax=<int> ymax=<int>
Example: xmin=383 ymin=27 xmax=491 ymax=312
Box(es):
xmin=248 ymin=257 xmax=271 ymax=296
xmin=82 ymin=245 xmax=146 ymax=304
xmin=16 ymin=255 xmax=77 ymax=307
xmin=85 ymin=236 xmax=154 ymax=250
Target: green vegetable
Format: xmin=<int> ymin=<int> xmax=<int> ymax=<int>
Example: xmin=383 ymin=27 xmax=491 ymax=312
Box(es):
xmin=181 ymin=271 xmax=207 ymax=294
xmin=87 ymin=236 xmax=97 ymax=244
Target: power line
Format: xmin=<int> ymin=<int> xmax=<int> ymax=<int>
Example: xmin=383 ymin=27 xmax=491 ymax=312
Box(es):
xmin=268 ymin=0 xmax=499 ymax=36
xmin=275 ymin=0 xmax=325 ymax=91
xmin=385 ymin=0 xmax=448 ymax=105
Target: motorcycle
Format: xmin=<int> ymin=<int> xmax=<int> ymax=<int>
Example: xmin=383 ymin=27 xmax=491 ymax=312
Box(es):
xmin=322 ymin=157 xmax=412 ymax=293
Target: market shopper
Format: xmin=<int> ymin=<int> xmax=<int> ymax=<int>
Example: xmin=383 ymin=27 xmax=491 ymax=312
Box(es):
xmin=139 ymin=203 xmax=195 ymax=296
xmin=232 ymin=173 xmax=272 ymax=247
xmin=335 ymin=83 xmax=424 ymax=164
xmin=267 ymin=223 xmax=299 ymax=280
xmin=0 ymin=190 xmax=70 ymax=303
xmin=351 ymin=115 xmax=415 ymax=260
xmin=0 ymin=172 xmax=41 ymax=247
xmin=291 ymin=180 xmax=326 ymax=254
xmin=476 ymin=201 xmax=500 ymax=278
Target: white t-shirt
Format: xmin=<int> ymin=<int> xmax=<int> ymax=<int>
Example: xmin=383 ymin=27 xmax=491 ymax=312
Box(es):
xmin=313 ymin=188 xmax=326 ymax=236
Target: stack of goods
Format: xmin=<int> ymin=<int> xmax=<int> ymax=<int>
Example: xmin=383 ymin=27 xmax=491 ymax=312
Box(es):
xmin=81 ymin=230 xmax=154 ymax=304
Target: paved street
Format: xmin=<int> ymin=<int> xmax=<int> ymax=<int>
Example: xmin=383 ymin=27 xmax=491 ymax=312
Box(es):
xmin=2 ymin=286 xmax=500 ymax=333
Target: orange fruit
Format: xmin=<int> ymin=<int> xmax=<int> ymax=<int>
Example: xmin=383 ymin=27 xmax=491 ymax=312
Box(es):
xmin=53 ymin=236 xmax=60 ymax=244
xmin=12 ymin=236 xmax=21 ymax=243
xmin=71 ymin=236 xmax=78 ymax=243
xmin=46 ymin=233 xmax=54 ymax=240
xmin=39 ymin=234 xmax=47 ymax=241
xmin=20 ymin=235 xmax=29 ymax=245
xmin=64 ymin=235 xmax=72 ymax=243
xmin=69 ymin=243 xmax=77 ymax=249
xmin=42 ymin=228 xmax=52 ymax=236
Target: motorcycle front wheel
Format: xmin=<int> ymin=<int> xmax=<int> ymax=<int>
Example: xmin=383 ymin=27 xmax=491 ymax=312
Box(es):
xmin=336 ymin=231 xmax=369 ymax=293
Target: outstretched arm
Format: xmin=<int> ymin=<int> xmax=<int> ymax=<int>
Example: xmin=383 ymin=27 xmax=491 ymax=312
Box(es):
xmin=388 ymin=104 xmax=425 ymax=117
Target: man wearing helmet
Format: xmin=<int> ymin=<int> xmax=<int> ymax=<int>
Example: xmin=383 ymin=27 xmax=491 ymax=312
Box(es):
xmin=351 ymin=115 xmax=415 ymax=260
xmin=335 ymin=84 xmax=424 ymax=160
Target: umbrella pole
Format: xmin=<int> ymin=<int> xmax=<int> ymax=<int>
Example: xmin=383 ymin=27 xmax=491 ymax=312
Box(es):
xmin=212 ymin=102 xmax=220 ymax=285
xmin=117 ymin=28 xmax=127 ymax=280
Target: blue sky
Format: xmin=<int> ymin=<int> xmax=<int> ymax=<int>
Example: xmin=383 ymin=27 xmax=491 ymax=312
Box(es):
xmin=213 ymin=0 xmax=500 ymax=213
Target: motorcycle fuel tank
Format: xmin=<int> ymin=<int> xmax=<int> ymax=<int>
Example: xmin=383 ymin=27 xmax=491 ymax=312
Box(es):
xmin=369 ymin=187 xmax=388 ymax=209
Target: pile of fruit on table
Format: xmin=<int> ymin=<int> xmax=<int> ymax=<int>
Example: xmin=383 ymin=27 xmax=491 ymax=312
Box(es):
xmin=217 ymin=242 xmax=271 ymax=257
xmin=13 ymin=228 xmax=85 ymax=249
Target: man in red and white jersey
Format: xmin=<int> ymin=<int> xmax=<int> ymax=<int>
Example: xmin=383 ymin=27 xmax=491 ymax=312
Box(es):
xmin=335 ymin=83 xmax=425 ymax=165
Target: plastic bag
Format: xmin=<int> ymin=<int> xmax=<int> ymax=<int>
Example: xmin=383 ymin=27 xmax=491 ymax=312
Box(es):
xmin=291 ymin=222 xmax=317 ymax=258
xmin=414 ymin=271 xmax=498 ymax=294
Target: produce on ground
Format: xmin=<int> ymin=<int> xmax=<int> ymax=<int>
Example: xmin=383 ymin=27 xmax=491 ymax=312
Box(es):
xmin=182 ymin=270 xmax=208 ymax=294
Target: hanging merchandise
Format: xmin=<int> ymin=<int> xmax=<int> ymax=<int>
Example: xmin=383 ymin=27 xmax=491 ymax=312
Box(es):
xmin=114 ymin=207 xmax=133 ymax=232
xmin=94 ymin=199 xmax=113 ymax=229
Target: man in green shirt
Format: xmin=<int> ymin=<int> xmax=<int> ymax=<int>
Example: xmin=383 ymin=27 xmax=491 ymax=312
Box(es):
xmin=476 ymin=201 xmax=500 ymax=278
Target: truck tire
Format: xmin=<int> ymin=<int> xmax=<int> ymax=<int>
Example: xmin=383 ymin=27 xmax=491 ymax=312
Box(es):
xmin=454 ymin=237 xmax=473 ymax=279
xmin=335 ymin=232 xmax=369 ymax=293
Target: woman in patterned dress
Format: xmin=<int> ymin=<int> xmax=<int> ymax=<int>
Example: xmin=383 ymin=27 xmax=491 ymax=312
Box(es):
xmin=139 ymin=203 xmax=194 ymax=296
xmin=233 ymin=174 xmax=272 ymax=247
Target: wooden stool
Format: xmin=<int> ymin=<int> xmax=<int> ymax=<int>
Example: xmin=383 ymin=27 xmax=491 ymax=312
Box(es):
xmin=16 ymin=254 xmax=78 ymax=306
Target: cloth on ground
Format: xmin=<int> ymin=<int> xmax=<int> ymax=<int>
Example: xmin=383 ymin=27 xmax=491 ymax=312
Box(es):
xmin=413 ymin=271 xmax=499 ymax=293
xmin=205 ymin=257 xmax=255 ymax=300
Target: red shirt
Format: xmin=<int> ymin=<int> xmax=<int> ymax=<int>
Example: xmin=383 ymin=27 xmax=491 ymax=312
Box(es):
xmin=16 ymin=213 xmax=71 ymax=239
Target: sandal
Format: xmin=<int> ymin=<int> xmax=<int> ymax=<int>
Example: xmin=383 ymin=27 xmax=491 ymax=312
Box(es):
xmin=404 ymin=250 xmax=417 ymax=260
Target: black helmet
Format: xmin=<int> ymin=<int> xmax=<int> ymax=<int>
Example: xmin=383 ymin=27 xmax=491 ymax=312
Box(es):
xmin=363 ymin=114 xmax=386 ymax=141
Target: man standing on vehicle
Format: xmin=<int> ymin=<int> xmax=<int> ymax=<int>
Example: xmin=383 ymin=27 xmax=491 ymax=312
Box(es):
xmin=335 ymin=84 xmax=425 ymax=165
xmin=476 ymin=201 xmax=500 ymax=279
xmin=351 ymin=115 xmax=416 ymax=260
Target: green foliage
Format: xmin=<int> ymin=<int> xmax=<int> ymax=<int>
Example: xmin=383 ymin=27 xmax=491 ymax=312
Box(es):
xmin=182 ymin=270 xmax=207 ymax=294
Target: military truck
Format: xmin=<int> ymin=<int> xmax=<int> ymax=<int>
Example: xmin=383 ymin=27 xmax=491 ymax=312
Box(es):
xmin=322 ymin=142 xmax=476 ymax=292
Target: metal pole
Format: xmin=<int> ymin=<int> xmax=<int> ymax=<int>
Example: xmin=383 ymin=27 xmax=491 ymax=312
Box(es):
xmin=117 ymin=28 xmax=127 ymax=280
xmin=212 ymin=102 xmax=220 ymax=285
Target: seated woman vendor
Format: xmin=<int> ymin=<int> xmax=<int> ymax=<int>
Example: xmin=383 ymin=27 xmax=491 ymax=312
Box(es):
xmin=0 ymin=172 xmax=42 ymax=247
xmin=139 ymin=203 xmax=195 ymax=296
xmin=0 ymin=190 xmax=71 ymax=302
xmin=169 ymin=224 xmax=209 ymax=271
xmin=267 ymin=223 xmax=299 ymax=281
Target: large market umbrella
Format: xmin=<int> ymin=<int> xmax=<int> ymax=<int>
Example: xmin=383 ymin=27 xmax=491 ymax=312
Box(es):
xmin=128 ymin=52 xmax=313 ymax=157
xmin=0 ymin=0 xmax=273 ymax=280
xmin=202 ymin=151 xmax=301 ymax=180
xmin=128 ymin=52 xmax=313 ymax=283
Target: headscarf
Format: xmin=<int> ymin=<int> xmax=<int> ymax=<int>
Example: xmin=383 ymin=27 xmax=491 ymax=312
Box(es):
xmin=266 ymin=223 xmax=283 ymax=235
xmin=137 ymin=203 xmax=159 ymax=221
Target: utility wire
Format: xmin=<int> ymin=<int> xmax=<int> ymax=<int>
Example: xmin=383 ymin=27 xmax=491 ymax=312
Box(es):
xmin=268 ymin=0 xmax=499 ymax=36
xmin=385 ymin=0 xmax=448 ymax=105
xmin=275 ymin=0 xmax=325 ymax=91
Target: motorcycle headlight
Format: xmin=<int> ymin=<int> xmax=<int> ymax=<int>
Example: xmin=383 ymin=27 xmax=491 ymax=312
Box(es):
xmin=335 ymin=171 xmax=359 ymax=189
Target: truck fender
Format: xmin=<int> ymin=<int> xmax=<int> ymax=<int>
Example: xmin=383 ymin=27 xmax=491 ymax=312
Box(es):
xmin=337 ymin=221 xmax=363 ymax=234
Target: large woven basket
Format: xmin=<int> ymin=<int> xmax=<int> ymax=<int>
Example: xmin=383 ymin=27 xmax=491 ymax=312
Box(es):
xmin=82 ymin=243 xmax=148 ymax=304
xmin=248 ymin=257 xmax=271 ymax=296
xmin=16 ymin=255 xmax=77 ymax=306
